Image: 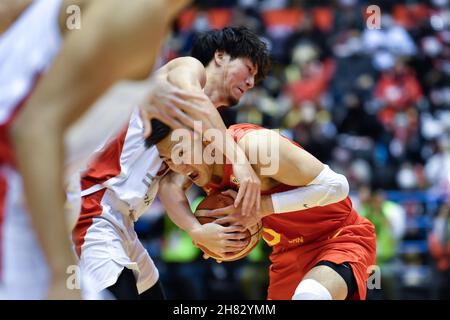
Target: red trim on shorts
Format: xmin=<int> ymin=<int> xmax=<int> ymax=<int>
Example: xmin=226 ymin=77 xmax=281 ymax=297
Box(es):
xmin=72 ymin=188 xmax=107 ymax=257
xmin=0 ymin=171 xmax=7 ymax=281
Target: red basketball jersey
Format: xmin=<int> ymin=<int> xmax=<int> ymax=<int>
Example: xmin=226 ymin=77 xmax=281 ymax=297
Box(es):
xmin=204 ymin=123 xmax=358 ymax=254
xmin=204 ymin=124 xmax=376 ymax=300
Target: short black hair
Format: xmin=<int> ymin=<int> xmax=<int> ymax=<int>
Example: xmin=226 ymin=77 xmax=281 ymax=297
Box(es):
xmin=145 ymin=119 xmax=171 ymax=148
xmin=191 ymin=26 xmax=270 ymax=82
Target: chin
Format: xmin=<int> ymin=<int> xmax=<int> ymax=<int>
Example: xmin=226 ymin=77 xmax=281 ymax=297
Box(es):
xmin=196 ymin=172 xmax=213 ymax=187
xmin=227 ymin=95 xmax=240 ymax=107
xmin=195 ymin=179 xmax=207 ymax=187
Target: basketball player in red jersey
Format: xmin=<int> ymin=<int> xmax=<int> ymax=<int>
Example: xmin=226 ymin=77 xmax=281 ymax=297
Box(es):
xmin=153 ymin=121 xmax=376 ymax=300
xmin=1 ymin=0 xmax=261 ymax=299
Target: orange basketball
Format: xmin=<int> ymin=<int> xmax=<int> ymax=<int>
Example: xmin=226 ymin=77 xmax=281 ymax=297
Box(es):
xmin=195 ymin=192 xmax=263 ymax=262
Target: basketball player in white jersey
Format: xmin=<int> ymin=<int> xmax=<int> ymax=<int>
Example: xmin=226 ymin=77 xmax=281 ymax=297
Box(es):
xmin=74 ymin=27 xmax=270 ymax=299
xmin=0 ymin=0 xmax=261 ymax=299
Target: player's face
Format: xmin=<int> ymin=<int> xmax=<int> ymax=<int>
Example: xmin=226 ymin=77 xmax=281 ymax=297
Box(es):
xmin=222 ymin=56 xmax=257 ymax=106
xmin=157 ymin=135 xmax=213 ymax=187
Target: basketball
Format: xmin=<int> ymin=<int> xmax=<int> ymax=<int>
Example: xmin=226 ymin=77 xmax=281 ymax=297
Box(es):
xmin=195 ymin=193 xmax=263 ymax=262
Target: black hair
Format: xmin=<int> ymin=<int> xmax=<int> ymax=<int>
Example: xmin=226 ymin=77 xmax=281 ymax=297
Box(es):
xmin=191 ymin=26 xmax=270 ymax=82
xmin=145 ymin=119 xmax=171 ymax=148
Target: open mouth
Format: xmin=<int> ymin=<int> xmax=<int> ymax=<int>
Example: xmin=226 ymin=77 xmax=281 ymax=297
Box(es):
xmin=235 ymin=87 xmax=244 ymax=96
xmin=187 ymin=171 xmax=200 ymax=181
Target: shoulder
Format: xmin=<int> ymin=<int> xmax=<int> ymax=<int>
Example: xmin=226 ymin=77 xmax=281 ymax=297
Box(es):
xmin=166 ymin=56 xmax=205 ymax=71
xmin=163 ymin=56 xmax=206 ymax=86
xmin=238 ymin=128 xmax=281 ymax=150
xmin=236 ymin=129 xmax=282 ymax=173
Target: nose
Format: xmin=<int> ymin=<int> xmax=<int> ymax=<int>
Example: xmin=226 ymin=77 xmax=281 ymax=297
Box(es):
xmin=246 ymin=75 xmax=255 ymax=89
xmin=166 ymin=161 xmax=178 ymax=172
xmin=179 ymin=164 xmax=194 ymax=175
xmin=166 ymin=161 xmax=187 ymax=174
xmin=175 ymin=164 xmax=187 ymax=173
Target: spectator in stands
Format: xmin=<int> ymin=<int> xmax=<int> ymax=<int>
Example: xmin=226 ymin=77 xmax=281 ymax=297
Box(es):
xmin=425 ymin=134 xmax=450 ymax=202
xmin=163 ymin=0 xmax=449 ymax=299
xmin=358 ymin=189 xmax=402 ymax=299
xmin=428 ymin=203 xmax=450 ymax=299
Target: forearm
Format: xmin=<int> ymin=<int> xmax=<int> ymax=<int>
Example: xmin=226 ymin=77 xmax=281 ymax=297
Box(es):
xmin=166 ymin=63 xmax=246 ymax=162
xmin=222 ymin=130 xmax=251 ymax=166
xmin=11 ymin=120 xmax=76 ymax=278
xmin=86 ymin=0 xmax=191 ymax=79
xmin=195 ymin=105 xmax=251 ymax=169
xmin=159 ymin=177 xmax=200 ymax=235
xmin=165 ymin=58 xmax=252 ymax=167
xmin=7 ymin=1 xmax=141 ymax=278
xmin=260 ymin=165 xmax=350 ymax=216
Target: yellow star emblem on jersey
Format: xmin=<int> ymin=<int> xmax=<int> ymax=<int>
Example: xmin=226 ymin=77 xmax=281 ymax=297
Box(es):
xmin=204 ymin=187 xmax=212 ymax=194
xmin=230 ymin=175 xmax=240 ymax=186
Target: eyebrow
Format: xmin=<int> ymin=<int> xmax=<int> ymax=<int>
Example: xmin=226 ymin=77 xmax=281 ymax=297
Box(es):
xmin=248 ymin=61 xmax=258 ymax=75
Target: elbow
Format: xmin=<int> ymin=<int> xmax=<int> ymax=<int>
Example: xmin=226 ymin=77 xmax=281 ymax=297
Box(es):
xmin=10 ymin=108 xmax=61 ymax=155
xmin=336 ymin=174 xmax=350 ymax=202
xmin=9 ymin=118 xmax=23 ymax=147
xmin=9 ymin=113 xmax=35 ymax=151
xmin=158 ymin=178 xmax=175 ymax=201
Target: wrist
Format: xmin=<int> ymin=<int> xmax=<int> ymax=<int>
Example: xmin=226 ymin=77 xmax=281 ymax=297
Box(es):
xmin=231 ymin=156 xmax=251 ymax=168
xmin=186 ymin=221 xmax=203 ymax=240
xmin=260 ymin=195 xmax=274 ymax=217
xmin=49 ymin=257 xmax=78 ymax=280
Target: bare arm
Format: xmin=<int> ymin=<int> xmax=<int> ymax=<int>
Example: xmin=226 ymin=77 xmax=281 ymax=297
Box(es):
xmin=158 ymin=171 xmax=248 ymax=257
xmin=159 ymin=171 xmax=197 ymax=233
xmin=240 ymin=130 xmax=325 ymax=186
xmin=239 ymin=130 xmax=348 ymax=217
xmin=10 ymin=0 xmax=190 ymax=298
xmin=210 ymin=130 xmax=349 ymax=226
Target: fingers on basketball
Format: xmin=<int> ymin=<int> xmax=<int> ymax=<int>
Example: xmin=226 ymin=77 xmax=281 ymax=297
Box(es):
xmin=195 ymin=192 xmax=263 ymax=262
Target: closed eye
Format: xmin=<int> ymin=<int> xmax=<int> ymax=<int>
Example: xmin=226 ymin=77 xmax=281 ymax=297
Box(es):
xmin=163 ymin=158 xmax=172 ymax=165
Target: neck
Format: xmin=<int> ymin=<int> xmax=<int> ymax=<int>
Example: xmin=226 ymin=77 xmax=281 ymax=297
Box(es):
xmin=204 ymin=65 xmax=227 ymax=107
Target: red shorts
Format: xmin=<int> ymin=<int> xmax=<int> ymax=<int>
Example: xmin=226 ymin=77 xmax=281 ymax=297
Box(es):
xmin=267 ymin=213 xmax=376 ymax=300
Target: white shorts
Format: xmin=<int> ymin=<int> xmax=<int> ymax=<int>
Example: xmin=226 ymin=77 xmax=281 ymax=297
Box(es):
xmin=78 ymin=211 xmax=158 ymax=295
xmin=0 ymin=166 xmax=107 ymax=300
xmin=0 ymin=167 xmax=50 ymax=299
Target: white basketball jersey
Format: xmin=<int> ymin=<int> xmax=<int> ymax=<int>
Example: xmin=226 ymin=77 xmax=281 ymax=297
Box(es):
xmin=80 ymin=108 xmax=167 ymax=222
xmin=0 ymin=0 xmax=63 ymax=125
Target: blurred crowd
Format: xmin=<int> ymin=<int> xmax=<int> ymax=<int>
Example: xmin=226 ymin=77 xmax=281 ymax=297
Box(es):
xmin=138 ymin=0 xmax=450 ymax=299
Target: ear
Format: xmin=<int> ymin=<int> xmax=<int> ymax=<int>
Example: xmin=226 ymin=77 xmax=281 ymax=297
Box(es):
xmin=214 ymin=50 xmax=226 ymax=67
